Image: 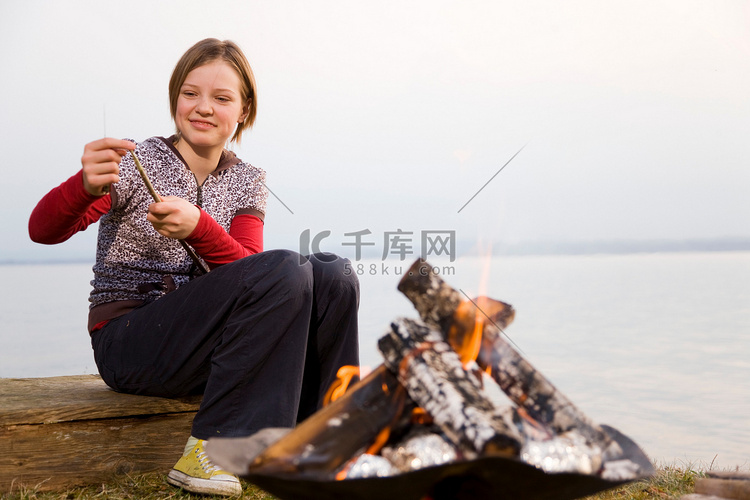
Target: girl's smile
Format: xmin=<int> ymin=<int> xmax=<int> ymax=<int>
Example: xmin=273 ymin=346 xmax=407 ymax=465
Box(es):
xmin=190 ymin=119 xmax=217 ymax=130
xmin=175 ymin=60 xmax=248 ymax=156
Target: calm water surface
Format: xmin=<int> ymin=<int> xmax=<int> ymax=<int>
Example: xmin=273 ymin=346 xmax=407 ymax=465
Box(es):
xmin=2 ymin=252 xmax=748 ymax=469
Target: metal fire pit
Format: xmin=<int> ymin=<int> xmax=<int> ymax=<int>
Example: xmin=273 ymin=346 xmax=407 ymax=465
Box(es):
xmin=236 ymin=425 xmax=652 ymax=500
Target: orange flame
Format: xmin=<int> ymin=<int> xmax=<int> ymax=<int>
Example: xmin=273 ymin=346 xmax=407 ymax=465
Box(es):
xmin=365 ymin=426 xmax=392 ymax=455
xmin=410 ymin=407 xmax=433 ymax=426
xmin=445 ymin=245 xmax=494 ymax=366
xmin=447 ymin=298 xmax=487 ymax=367
xmin=463 ymin=304 xmax=485 ymax=365
xmin=448 ymin=294 xmax=515 ymax=369
xmin=335 ymin=467 xmax=349 ymax=481
xmin=323 ymin=365 xmax=360 ymax=406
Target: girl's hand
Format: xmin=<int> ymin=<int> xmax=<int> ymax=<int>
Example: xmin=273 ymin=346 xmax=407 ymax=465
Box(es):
xmin=81 ymin=138 xmax=136 ymax=196
xmin=147 ymin=196 xmax=201 ymax=240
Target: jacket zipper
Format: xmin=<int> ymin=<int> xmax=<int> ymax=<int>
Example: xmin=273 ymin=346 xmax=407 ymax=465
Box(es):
xmin=193 ymin=173 xmax=204 ymax=208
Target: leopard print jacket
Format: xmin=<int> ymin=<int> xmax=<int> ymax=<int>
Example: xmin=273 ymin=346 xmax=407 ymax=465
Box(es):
xmin=89 ymin=136 xmax=267 ymax=314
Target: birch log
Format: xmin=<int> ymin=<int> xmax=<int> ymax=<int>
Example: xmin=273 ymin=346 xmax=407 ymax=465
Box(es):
xmin=378 ymin=318 xmax=522 ymax=458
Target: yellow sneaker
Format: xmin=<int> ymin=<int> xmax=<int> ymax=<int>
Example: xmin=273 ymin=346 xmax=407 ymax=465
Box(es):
xmin=167 ymin=438 xmax=242 ymax=496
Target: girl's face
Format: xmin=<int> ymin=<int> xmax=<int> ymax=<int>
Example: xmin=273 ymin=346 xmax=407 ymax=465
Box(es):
xmin=175 ymin=60 xmax=248 ymax=151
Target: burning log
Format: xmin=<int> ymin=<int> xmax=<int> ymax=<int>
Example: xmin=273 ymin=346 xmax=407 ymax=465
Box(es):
xmin=398 ymin=259 xmax=622 ymax=460
xmin=378 ymin=318 xmax=522 ymax=458
xmin=209 ymin=365 xmax=415 ymax=479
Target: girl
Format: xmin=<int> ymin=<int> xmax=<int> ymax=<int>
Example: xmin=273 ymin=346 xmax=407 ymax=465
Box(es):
xmin=29 ymin=38 xmax=360 ymax=497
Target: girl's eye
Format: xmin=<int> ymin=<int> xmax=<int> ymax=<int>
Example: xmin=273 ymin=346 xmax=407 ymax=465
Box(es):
xmin=182 ymin=91 xmax=197 ymax=97
xmin=216 ymin=96 xmax=230 ymax=103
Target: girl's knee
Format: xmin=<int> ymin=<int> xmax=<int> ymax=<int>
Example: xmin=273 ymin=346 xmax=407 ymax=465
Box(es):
xmin=308 ymin=253 xmax=359 ymax=298
xmin=238 ymin=249 xmax=313 ymax=293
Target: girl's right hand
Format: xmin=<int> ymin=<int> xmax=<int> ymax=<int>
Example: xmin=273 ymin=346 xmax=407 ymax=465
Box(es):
xmin=81 ymin=138 xmax=136 ymax=196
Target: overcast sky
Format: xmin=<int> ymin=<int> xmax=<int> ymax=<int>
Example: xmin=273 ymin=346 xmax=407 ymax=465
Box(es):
xmin=1 ymin=0 xmax=748 ymax=262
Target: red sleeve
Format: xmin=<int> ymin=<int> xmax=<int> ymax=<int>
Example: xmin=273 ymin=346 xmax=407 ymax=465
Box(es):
xmin=29 ymin=170 xmax=111 ymax=244
xmin=185 ymin=211 xmax=263 ymax=269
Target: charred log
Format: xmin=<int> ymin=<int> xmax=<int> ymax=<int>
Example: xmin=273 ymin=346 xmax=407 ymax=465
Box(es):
xmin=215 ymin=365 xmax=414 ymax=478
xmin=378 ymin=318 xmax=522 ymax=458
xmin=397 ymin=261 xmax=465 ymax=333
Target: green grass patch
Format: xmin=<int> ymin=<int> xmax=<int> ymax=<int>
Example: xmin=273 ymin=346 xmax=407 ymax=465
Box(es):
xmin=2 ymin=473 xmax=275 ymax=500
xmin=4 ymin=462 xmax=747 ymax=500
xmin=583 ymin=463 xmax=705 ymax=500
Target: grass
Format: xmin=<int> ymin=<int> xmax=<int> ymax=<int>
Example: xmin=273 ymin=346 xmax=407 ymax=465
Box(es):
xmin=583 ymin=463 xmax=705 ymax=499
xmin=2 ymin=473 xmax=276 ymax=500
xmin=3 ymin=462 xmax=744 ymax=500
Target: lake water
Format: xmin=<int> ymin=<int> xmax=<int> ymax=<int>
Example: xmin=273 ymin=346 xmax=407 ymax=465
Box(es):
xmin=1 ymin=252 xmax=748 ymax=470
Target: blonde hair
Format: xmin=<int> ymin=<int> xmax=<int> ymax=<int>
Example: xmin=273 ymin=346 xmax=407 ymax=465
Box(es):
xmin=169 ymin=38 xmax=257 ymax=143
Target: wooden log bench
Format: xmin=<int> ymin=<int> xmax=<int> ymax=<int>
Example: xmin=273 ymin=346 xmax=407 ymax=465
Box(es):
xmin=0 ymin=374 xmax=202 ymax=493
xmin=682 ymin=472 xmax=750 ymax=500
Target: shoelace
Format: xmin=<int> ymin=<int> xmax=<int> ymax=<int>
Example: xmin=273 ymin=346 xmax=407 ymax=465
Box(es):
xmin=195 ymin=445 xmax=221 ymax=474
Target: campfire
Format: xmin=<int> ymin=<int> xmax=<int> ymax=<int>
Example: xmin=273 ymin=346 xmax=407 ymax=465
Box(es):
xmin=208 ymin=259 xmax=653 ymax=500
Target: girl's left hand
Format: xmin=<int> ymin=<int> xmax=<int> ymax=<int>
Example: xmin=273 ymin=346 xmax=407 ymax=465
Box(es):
xmin=146 ymin=196 xmax=201 ymax=240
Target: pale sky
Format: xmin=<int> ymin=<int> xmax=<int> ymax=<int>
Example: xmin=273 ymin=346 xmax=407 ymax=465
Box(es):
xmin=1 ymin=0 xmax=748 ymax=262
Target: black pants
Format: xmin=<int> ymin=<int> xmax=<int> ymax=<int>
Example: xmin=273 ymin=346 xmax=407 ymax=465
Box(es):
xmin=90 ymin=250 xmax=359 ymax=439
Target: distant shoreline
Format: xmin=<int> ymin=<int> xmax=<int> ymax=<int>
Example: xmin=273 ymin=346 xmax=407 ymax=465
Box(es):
xmin=463 ymin=237 xmax=750 ymax=256
xmin=3 ymin=237 xmax=750 ymax=266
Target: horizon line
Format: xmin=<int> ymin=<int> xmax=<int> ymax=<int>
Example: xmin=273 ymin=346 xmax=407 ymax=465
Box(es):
xmin=3 ymin=236 xmax=750 ymax=266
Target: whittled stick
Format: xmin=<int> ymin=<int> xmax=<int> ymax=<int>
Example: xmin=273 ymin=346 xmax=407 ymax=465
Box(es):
xmin=130 ymin=151 xmax=163 ymax=203
xmin=130 ymin=151 xmax=210 ymax=275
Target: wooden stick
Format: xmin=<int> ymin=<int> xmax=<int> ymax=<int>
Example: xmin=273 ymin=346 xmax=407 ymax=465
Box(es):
xmin=131 ymin=150 xmax=163 ymax=203
xmin=130 ymin=151 xmax=210 ymax=275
